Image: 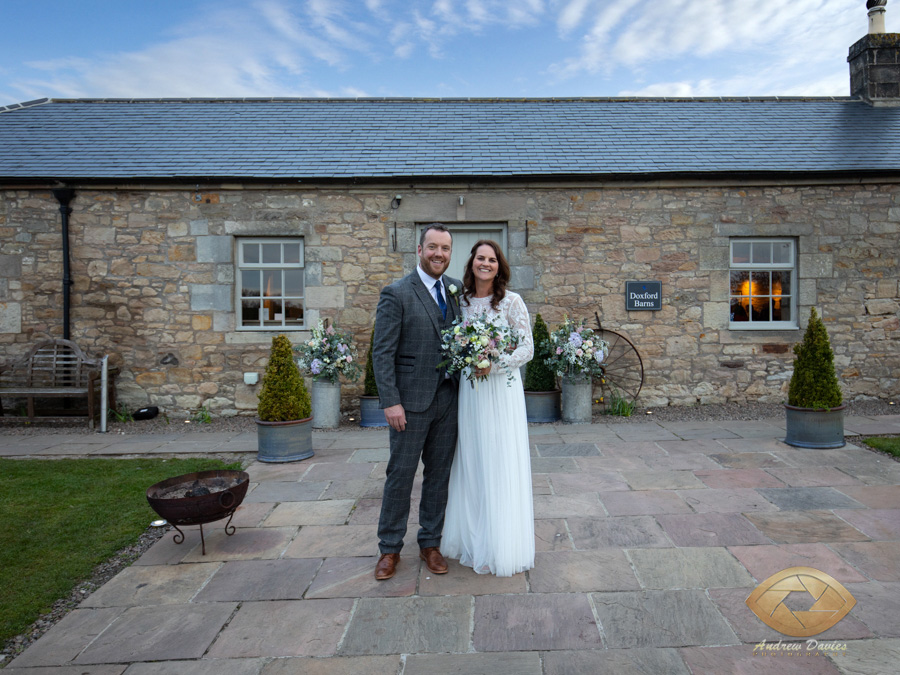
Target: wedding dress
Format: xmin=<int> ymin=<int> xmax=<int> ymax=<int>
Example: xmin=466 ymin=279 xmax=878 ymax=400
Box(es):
xmin=441 ymin=291 xmax=535 ymax=576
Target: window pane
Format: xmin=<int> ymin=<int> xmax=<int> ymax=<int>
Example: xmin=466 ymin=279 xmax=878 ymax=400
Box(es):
xmin=284 ymin=244 xmax=301 ymax=265
xmin=243 ymin=243 xmax=259 ymax=264
xmin=730 ymin=270 xmax=749 ymax=296
xmin=772 ymin=271 xmax=790 ymax=321
xmin=773 ymin=241 xmax=792 ymax=264
xmin=777 ymin=299 xmax=791 ymax=322
xmin=730 ymin=298 xmax=750 ymax=322
xmin=263 ymin=299 xmax=283 ymax=326
xmin=241 ymin=300 xmax=260 ymax=326
xmin=284 ymin=269 xmax=304 ymax=296
xmin=241 ymin=269 xmax=260 ymax=297
xmin=751 ymin=242 xmax=771 ymax=264
xmin=732 ymin=242 xmax=750 ymax=264
xmin=285 ymin=300 xmax=304 ymax=324
xmin=263 ymin=270 xmax=281 ymax=296
xmin=262 ymin=243 xmax=280 ymax=264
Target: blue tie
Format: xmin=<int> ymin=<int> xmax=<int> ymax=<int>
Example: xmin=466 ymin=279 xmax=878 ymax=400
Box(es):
xmin=434 ymin=278 xmax=447 ymax=319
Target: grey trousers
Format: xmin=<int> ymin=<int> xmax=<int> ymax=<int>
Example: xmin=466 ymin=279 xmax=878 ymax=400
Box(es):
xmin=377 ymin=379 xmax=458 ymax=553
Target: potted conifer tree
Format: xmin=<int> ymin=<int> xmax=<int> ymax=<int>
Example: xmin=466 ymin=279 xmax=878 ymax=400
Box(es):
xmin=256 ymin=334 xmax=314 ymax=462
xmin=784 ymin=307 xmax=846 ymax=448
xmin=523 ymin=314 xmax=561 ymax=423
xmin=359 ymin=324 xmax=387 ymax=427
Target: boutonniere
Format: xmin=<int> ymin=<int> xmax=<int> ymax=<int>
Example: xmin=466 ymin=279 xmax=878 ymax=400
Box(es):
xmin=447 ymin=284 xmax=459 ymax=297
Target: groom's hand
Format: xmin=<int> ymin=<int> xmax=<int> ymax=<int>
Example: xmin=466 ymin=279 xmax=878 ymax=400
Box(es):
xmin=384 ymin=404 xmax=407 ymax=432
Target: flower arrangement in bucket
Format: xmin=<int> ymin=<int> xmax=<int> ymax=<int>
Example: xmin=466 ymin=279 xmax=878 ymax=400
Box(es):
xmin=545 ymin=317 xmax=609 ymax=423
xmin=295 ymin=319 xmax=362 ymax=429
xmin=295 ymin=319 xmax=362 ymax=383
xmin=545 ymin=317 xmax=609 ymax=380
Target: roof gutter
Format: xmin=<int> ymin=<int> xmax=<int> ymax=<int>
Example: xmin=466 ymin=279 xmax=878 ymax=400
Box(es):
xmin=51 ymin=188 xmax=75 ymax=340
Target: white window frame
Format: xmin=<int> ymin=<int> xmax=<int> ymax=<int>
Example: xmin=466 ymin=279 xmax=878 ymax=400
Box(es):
xmin=728 ymin=238 xmax=798 ymax=331
xmin=236 ymin=238 xmax=305 ymax=331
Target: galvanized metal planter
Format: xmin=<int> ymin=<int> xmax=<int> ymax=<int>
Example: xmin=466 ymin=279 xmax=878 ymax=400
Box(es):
xmin=561 ymin=374 xmax=592 ymax=424
xmin=524 ymin=389 xmax=561 ymax=423
xmin=359 ymin=395 xmax=387 ymax=427
xmin=784 ymin=403 xmax=846 ymax=448
xmin=256 ymin=417 xmax=314 ymax=462
xmin=312 ymin=380 xmax=341 ymax=429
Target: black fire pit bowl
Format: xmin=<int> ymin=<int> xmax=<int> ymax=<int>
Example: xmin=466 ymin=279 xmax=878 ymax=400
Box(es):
xmin=146 ymin=469 xmax=250 ymax=555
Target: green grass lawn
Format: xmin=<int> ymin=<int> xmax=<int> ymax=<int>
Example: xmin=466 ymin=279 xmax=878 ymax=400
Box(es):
xmin=0 ymin=457 xmax=241 ymax=645
xmin=863 ymin=436 xmax=900 ymax=459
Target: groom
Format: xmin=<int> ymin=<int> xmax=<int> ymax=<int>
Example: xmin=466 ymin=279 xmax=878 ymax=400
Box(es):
xmin=372 ymin=223 xmax=461 ymax=580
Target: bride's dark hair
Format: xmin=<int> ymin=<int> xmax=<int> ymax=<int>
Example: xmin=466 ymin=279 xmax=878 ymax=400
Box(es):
xmin=462 ymin=239 xmax=510 ymax=310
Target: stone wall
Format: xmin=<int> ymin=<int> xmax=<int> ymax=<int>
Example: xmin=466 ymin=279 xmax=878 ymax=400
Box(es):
xmin=1 ymin=181 xmax=898 ymax=416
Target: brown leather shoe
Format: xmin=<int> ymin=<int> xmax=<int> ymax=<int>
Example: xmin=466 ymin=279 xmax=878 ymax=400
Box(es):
xmin=375 ymin=553 xmax=400 ymax=580
xmin=419 ymin=547 xmax=448 ymax=574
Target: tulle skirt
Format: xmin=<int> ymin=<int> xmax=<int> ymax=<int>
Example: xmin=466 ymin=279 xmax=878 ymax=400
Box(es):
xmin=441 ymin=368 xmax=535 ymax=576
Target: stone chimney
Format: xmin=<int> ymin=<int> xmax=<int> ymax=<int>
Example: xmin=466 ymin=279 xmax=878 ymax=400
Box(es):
xmin=849 ymin=1 xmax=900 ymax=105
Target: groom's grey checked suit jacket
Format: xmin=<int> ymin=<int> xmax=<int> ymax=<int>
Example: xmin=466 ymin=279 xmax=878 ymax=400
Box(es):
xmin=373 ymin=269 xmax=462 ymax=553
xmin=372 ymin=271 xmax=462 ymax=412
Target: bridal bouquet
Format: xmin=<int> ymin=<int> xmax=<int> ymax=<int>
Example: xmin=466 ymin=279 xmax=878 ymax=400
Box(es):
xmin=544 ymin=317 xmax=609 ymax=378
xmin=294 ymin=319 xmax=362 ymax=383
xmin=439 ymin=314 xmax=517 ymax=386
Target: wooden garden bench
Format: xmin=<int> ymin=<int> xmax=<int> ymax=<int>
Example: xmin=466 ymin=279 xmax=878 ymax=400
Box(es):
xmin=0 ymin=339 xmax=113 ymax=428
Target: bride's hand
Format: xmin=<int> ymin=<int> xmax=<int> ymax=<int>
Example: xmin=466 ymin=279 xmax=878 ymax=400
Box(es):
xmin=474 ymin=364 xmax=492 ymax=377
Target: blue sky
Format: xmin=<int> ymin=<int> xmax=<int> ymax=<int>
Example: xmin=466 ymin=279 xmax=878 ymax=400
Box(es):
xmin=0 ymin=0 xmax=871 ymax=105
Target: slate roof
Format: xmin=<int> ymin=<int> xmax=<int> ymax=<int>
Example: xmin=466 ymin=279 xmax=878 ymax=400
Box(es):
xmin=1 ymin=97 xmax=899 ymax=181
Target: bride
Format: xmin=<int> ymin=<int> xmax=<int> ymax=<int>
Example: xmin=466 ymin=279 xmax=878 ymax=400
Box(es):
xmin=441 ymin=239 xmax=535 ymax=576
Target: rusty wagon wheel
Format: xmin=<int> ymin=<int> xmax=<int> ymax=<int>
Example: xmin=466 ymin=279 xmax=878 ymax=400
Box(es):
xmin=593 ymin=313 xmax=644 ymax=414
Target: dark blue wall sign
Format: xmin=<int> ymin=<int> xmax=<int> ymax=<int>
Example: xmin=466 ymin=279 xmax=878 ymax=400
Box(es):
xmin=626 ymin=281 xmax=662 ymax=311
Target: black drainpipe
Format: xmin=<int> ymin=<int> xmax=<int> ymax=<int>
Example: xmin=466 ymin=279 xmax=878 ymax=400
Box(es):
xmin=52 ymin=189 xmax=75 ymax=340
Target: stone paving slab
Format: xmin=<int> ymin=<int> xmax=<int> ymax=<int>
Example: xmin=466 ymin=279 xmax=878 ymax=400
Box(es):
xmin=535 ymin=442 xmax=600 ymax=457
xmin=829 ymin=637 xmax=900 ymax=675
xmin=541 ymin=647 xmax=690 ymax=675
xmin=708 ymin=451 xmax=791 ymax=469
xmin=346 ymin=498 xmax=420 ymax=526
xmin=755 ymin=487 xmax=866 ymax=511
xmin=528 ymin=550 xmax=641 ymax=593
xmin=207 ymin=599 xmax=353 ymax=657
xmin=75 ymin=603 xmax=238 ymax=664
xmin=567 ymin=515 xmax=673 ymax=549
xmin=574 ymin=454 xmax=651 ymax=471
xmin=347 ymin=447 xmax=390 ymax=462
xmin=530 ymin=456 xmax=580 ymax=473
xmin=595 ymin=440 xmax=667 ymax=457
xmin=2 ymin=666 xmax=127 ymax=675
xmin=677 ymin=487 xmax=779 ymax=513
xmin=133 ymin=528 xmax=205 ymax=565
xmin=655 ymin=422 xmax=739 ymax=440
xmin=600 ymin=490 xmax=693 ymax=516
xmin=404 ymin=652 xmax=542 ymax=675
xmin=534 ymin=518 xmax=575 ymax=551
xmin=262 ymin=499 xmax=355 ymax=526
xmin=591 ymin=590 xmax=739 ymax=648
xmin=118 ymin=658 xmax=265 ymax=675
xmin=835 ymin=484 xmax=900 ymax=508
xmin=679 ymin=644 xmax=842 ymax=674
xmin=194 ymin=558 xmax=322 ymax=601
xmin=707 ymin=587 xmax=874 ymax=643
xmin=829 ymin=541 xmax=900 ymax=581
xmin=301 ymin=462 xmax=377 ymax=481
xmin=657 ymin=513 xmax=771 ymax=547
xmin=284 ymin=524 xmax=407 ymax=558
xmin=611 ymin=425 xmax=680 ymax=442
xmin=244 ymin=480 xmax=328 ymax=502
xmin=473 ymin=593 xmax=602 ymax=651
xmin=227 ymin=502 xmax=274 ymax=528
xmin=765 ymin=467 xmax=863 ymax=488
xmin=834 ymin=508 xmax=900 ymax=540
xmin=743 ymin=511 xmax=869 ymax=544
xmin=533 ymin=493 xmax=607 ymax=519
xmin=340 ymin=596 xmax=471 ymax=655
xmin=79 ymin=562 xmax=219 ymax=607
xmin=259 ymin=656 xmax=401 ymax=675
xmin=244 ymin=461 xmax=308 ymax=482
xmin=621 ymin=470 xmax=705 ymax=490
xmin=8 ymin=607 xmax=124 ymax=668
xmin=419 ymin=557 xmax=526 ymax=595
xmin=693 ymin=468 xmax=786 ymax=489
xmin=643 ymin=453 xmax=722 ymax=470
xmin=727 ymin=543 xmax=869 ymax=584
xmin=716 ymin=438 xmax=792 ymax=453
xmin=181 ymin=526 xmax=297 ymax=562
xmin=628 ymin=547 xmax=755 ymax=589
xmin=655 ymin=438 xmax=728 ymax=455
xmin=548 ymin=471 xmax=629 ymax=494
xmin=845 ymin=582 xmax=900 ymax=637
xmin=305 ymin=555 xmax=418 ymax=598
xmin=319 ymin=477 xmax=386 ymax=499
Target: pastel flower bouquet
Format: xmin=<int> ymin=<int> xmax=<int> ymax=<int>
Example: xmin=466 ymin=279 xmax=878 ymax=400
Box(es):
xmin=439 ymin=313 xmax=517 ymax=387
xmin=544 ymin=317 xmax=609 ymax=379
xmin=295 ymin=319 xmax=362 ymax=383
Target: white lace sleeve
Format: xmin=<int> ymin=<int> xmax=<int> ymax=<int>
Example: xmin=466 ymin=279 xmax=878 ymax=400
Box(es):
xmin=498 ymin=293 xmax=533 ymax=372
